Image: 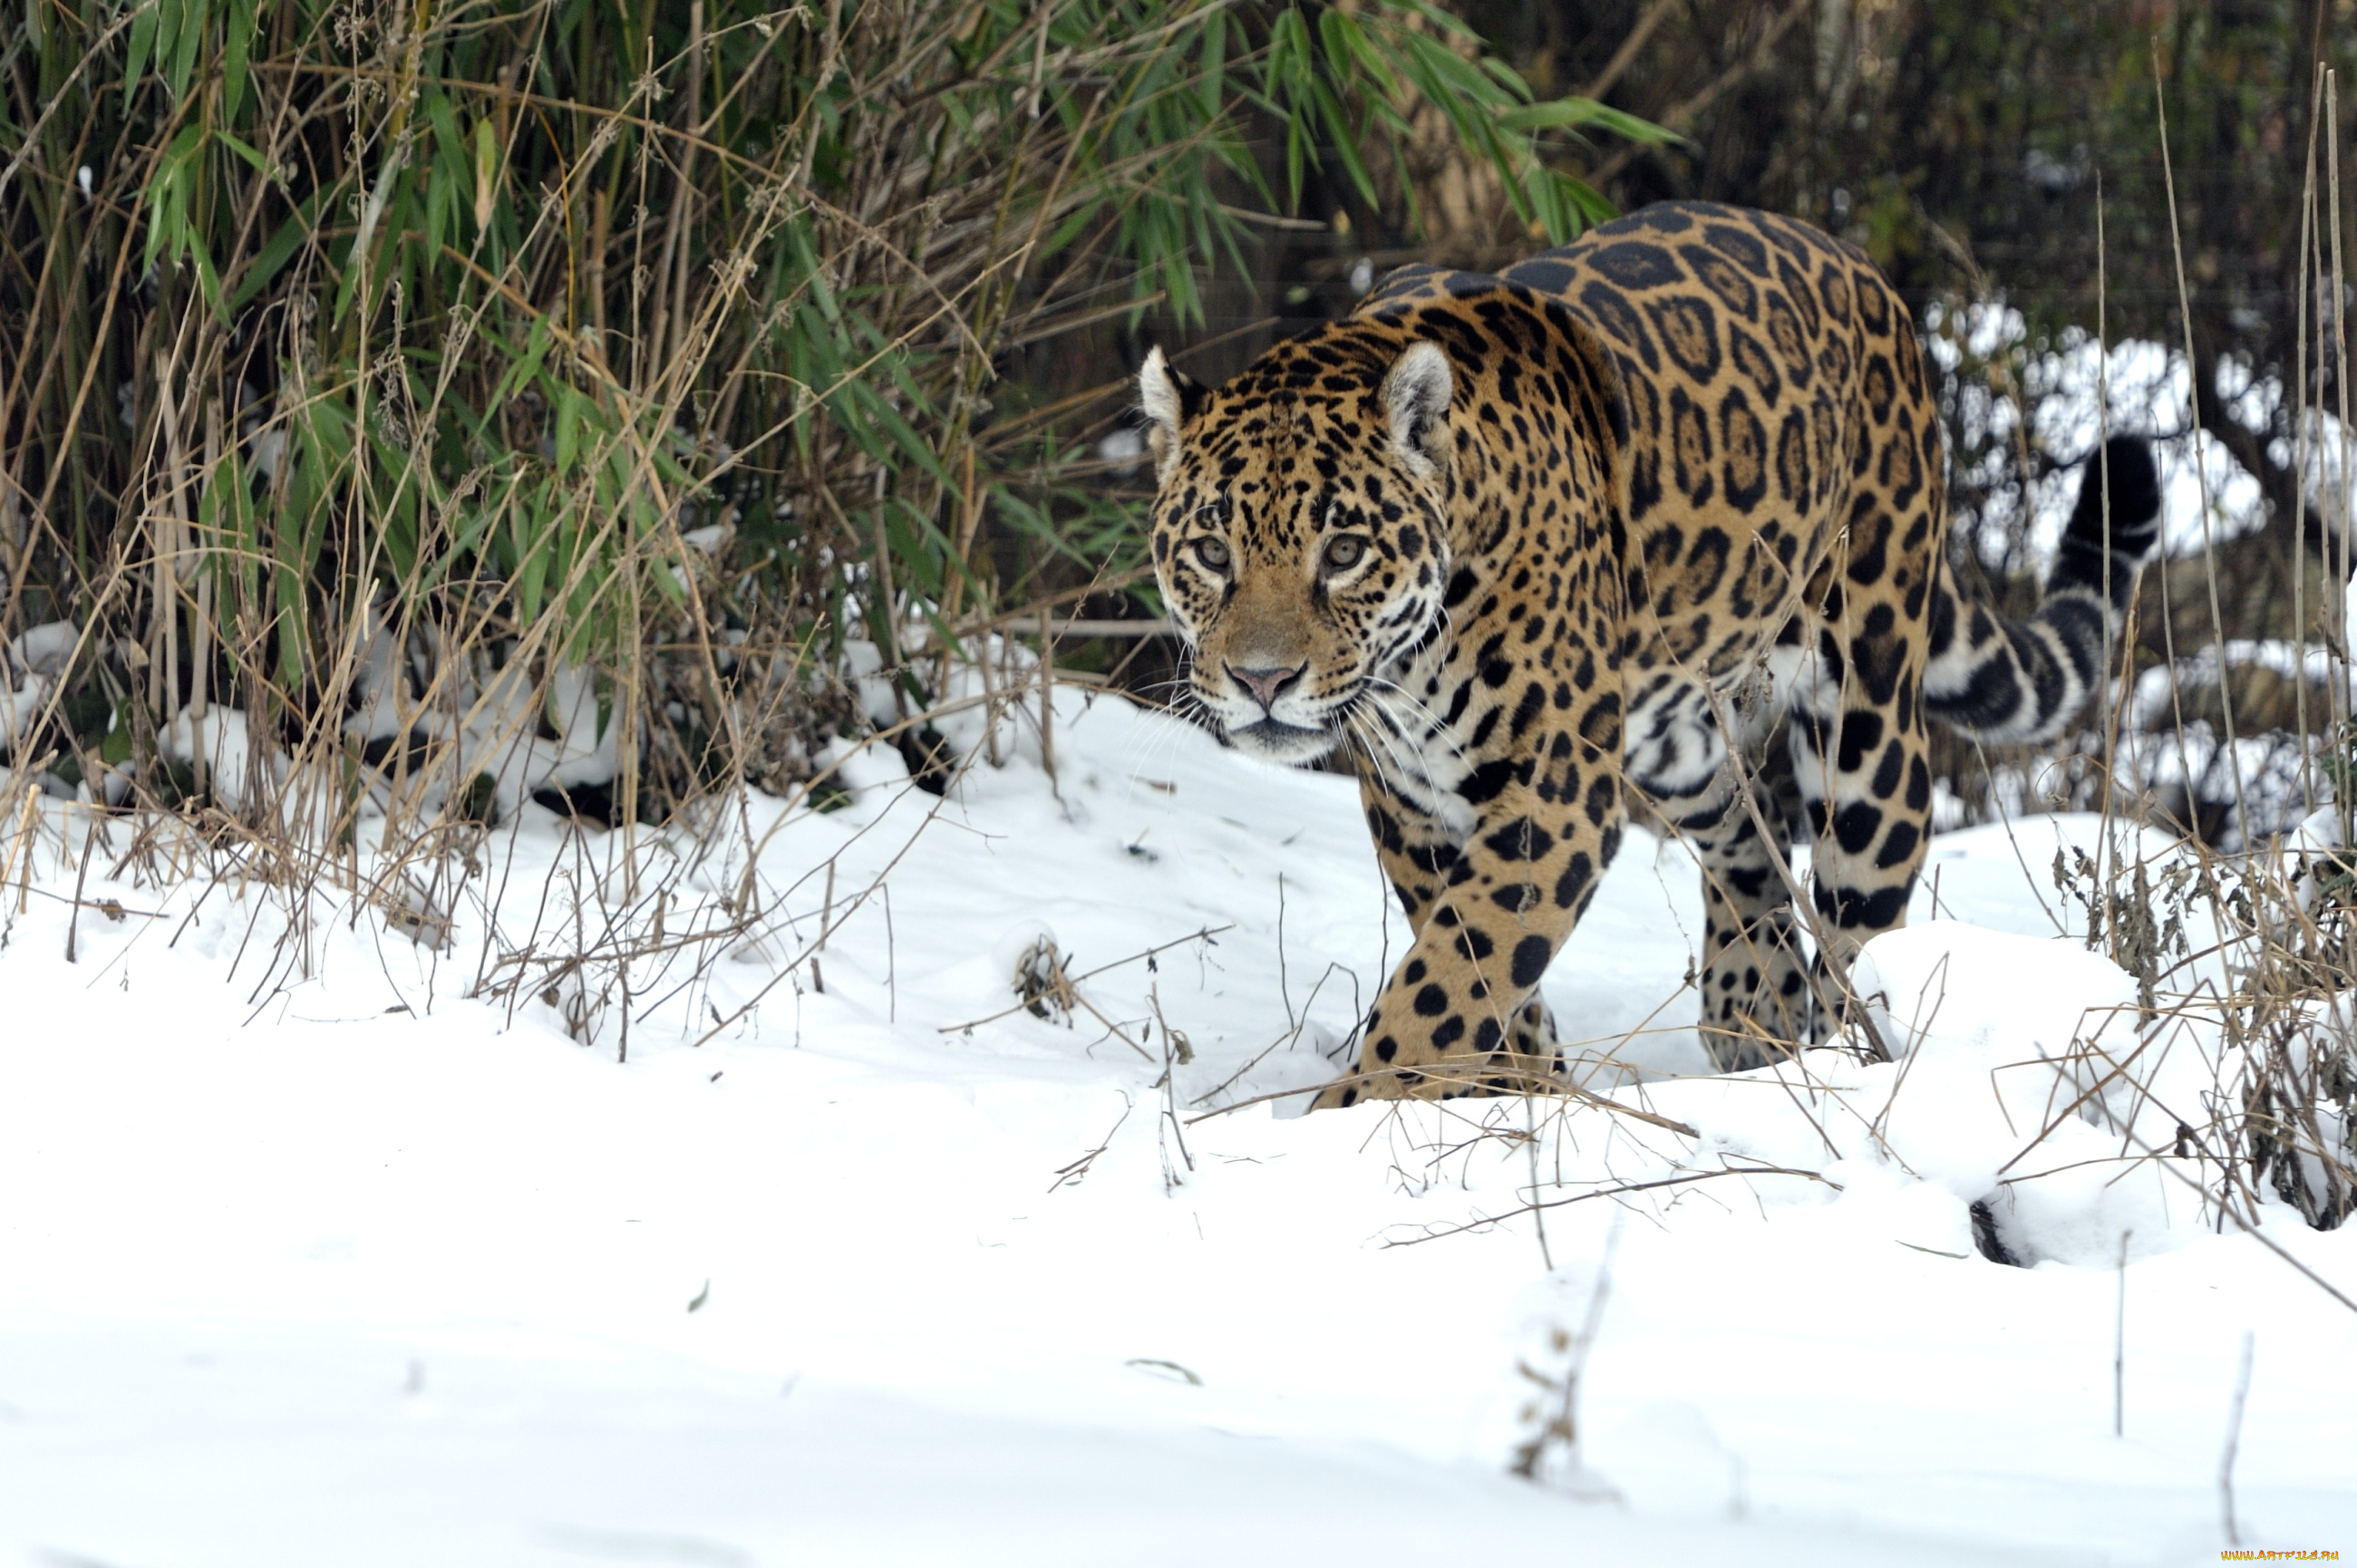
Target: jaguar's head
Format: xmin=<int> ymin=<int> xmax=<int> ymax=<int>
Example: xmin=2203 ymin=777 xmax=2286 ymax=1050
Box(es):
xmin=1139 ymin=332 xmax=1456 ymax=765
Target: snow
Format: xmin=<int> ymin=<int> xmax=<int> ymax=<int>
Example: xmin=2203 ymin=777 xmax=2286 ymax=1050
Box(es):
xmin=2128 ymin=641 xmax=2357 ymax=734
xmin=0 ymin=688 xmax=2352 ymax=1564
xmin=1919 ymin=316 xmax=2291 ymax=566
xmin=1 ymin=621 xmax=78 ymax=763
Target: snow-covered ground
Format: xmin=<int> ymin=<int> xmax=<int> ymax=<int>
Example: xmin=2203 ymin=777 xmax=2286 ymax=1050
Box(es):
xmin=0 ymin=687 xmax=2352 ymax=1565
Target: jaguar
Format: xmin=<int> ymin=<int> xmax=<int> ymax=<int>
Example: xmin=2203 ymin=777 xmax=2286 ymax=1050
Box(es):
xmin=1139 ymin=200 xmax=2161 ymax=1107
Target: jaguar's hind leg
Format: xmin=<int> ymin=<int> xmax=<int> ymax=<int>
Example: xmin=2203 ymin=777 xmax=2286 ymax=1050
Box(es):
xmin=1786 ymin=552 xmax=1938 ymax=1020
xmin=1675 ymin=743 xmax=1814 ymax=1071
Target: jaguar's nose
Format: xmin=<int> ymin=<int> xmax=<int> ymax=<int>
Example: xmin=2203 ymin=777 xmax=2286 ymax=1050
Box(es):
xmin=1227 ymin=663 xmax=1306 ymax=713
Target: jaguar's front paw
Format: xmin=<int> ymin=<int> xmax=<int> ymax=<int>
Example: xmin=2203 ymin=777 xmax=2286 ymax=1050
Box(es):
xmin=1508 ymin=994 xmax=1560 ymax=1063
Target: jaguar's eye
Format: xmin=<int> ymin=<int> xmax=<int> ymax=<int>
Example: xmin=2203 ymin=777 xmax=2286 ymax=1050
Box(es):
xmin=1321 ymin=535 xmax=1367 ymax=572
xmin=1195 ymin=537 xmax=1233 ymax=571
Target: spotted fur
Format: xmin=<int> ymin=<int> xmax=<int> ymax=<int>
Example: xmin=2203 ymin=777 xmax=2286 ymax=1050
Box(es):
xmin=1140 ymin=202 xmax=2160 ymax=1104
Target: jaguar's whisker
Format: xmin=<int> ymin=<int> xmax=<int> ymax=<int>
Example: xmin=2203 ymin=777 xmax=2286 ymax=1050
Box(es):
xmin=1363 ymin=676 xmax=1465 ymax=760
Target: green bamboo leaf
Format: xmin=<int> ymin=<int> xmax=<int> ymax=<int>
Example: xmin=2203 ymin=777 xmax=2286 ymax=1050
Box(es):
xmin=489 ymin=318 xmax=556 ymax=411
xmin=516 ymin=511 xmax=551 ymax=626
xmin=554 ymin=385 xmax=585 ymax=474
xmin=1375 ymin=0 xmax=1482 ymax=43
xmin=142 ymin=126 xmax=206 ymax=276
xmin=1578 ymin=102 xmax=1680 ymax=144
xmin=1319 ymin=9 xmax=1399 ymax=104
xmin=1479 ymin=55 xmax=1531 ymax=102
xmin=427 ymin=93 xmax=464 ymax=164
xmin=274 ymin=586 xmax=308 ymax=692
xmin=212 ymin=131 xmax=265 ymax=170
xmin=1557 ymin=173 xmax=1619 ymax=227
xmin=168 ymin=0 xmax=206 ymax=102
xmin=1499 ymin=100 xmax=1597 ymax=132
xmin=472 ymin=119 xmax=499 ymax=233
xmin=444 ymin=498 xmax=496 ymax=566
xmin=190 ymin=238 xmax=227 ymax=324
xmin=124 ymin=0 xmax=159 ymax=110
xmin=1307 ymin=76 xmax=1377 ymax=207
xmin=222 ymin=0 xmax=253 ymax=119
xmin=152 ymin=0 xmax=181 ymax=92
xmin=1194 ymin=9 xmax=1226 ymax=119
xmin=226 ymin=187 xmax=325 ymax=313
xmin=858 ymin=392 xmax=955 ymax=490
xmin=650 ymin=554 xmax=689 ymax=608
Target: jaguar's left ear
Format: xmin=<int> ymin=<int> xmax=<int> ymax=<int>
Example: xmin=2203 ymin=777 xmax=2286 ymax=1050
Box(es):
xmin=1140 ymin=347 xmax=1208 ymax=481
xmin=1382 ymin=341 xmax=1453 ymax=475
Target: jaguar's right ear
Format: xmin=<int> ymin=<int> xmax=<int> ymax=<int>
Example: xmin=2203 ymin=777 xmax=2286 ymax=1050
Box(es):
xmin=1381 ymin=341 xmax=1453 ymax=477
xmin=1140 ymin=347 xmax=1206 ymax=481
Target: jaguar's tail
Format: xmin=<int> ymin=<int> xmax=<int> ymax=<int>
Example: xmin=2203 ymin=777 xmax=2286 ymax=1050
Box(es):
xmin=1923 ymin=435 xmax=2163 ymax=745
